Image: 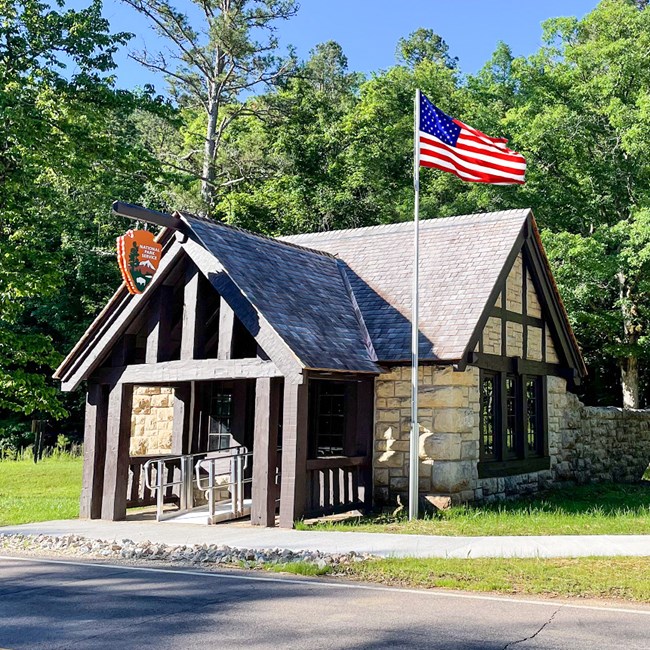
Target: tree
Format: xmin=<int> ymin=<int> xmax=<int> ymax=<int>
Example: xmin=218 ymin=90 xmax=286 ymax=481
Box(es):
xmin=122 ymin=0 xmax=298 ymax=213
xmin=499 ymin=0 xmax=650 ymax=407
xmin=0 ymin=0 xmax=167 ymax=420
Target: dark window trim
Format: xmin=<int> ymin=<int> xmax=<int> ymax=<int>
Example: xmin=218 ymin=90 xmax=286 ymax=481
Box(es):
xmin=479 ymin=368 xmax=548 ymax=474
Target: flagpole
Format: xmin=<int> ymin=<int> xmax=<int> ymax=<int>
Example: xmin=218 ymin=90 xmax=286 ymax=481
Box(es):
xmin=409 ymin=89 xmax=421 ymax=521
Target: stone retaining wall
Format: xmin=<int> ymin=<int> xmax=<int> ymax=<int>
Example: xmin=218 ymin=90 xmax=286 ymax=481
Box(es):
xmin=373 ymin=367 xmax=650 ymax=506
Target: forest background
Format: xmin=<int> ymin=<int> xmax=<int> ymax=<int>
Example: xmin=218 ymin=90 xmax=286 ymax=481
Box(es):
xmin=2 ymin=0 xmax=650 ymax=451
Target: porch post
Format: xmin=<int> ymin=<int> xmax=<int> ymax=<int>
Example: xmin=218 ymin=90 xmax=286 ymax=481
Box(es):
xmin=80 ymin=382 xmax=108 ymax=519
xmin=279 ymin=379 xmax=309 ymax=528
xmin=101 ymin=383 xmax=134 ymax=521
xmin=251 ymin=377 xmax=281 ymax=527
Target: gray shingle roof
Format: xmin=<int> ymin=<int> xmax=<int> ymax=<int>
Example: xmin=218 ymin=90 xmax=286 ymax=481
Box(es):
xmin=282 ymin=210 xmax=530 ymax=362
xmin=184 ymin=215 xmax=380 ymax=373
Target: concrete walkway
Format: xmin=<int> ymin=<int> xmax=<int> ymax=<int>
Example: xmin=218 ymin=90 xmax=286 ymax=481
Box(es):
xmin=2 ymin=519 xmax=650 ymax=558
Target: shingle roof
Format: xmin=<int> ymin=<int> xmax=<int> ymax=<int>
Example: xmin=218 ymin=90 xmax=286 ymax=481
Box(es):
xmin=282 ymin=210 xmax=530 ymax=362
xmin=184 ymin=214 xmax=380 ymax=373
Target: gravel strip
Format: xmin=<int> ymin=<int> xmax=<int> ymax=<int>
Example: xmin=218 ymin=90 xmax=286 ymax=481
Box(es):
xmin=0 ymin=533 xmax=374 ymax=570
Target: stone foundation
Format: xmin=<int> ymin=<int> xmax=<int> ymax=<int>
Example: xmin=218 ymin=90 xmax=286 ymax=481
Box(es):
xmin=373 ymin=366 xmax=650 ymax=506
xmin=129 ymin=386 xmax=175 ymax=456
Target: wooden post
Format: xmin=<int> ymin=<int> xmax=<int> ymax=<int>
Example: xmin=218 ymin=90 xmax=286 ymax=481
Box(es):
xmin=180 ymin=264 xmax=204 ymax=360
xmin=101 ymin=383 xmax=134 ymax=521
xmin=217 ymin=297 xmax=234 ymax=360
xmin=146 ymin=284 xmax=174 ymax=363
xmin=171 ymin=384 xmax=190 ymax=455
xmin=279 ymin=380 xmax=309 ymax=528
xmin=251 ymin=377 xmax=281 ymax=527
xmin=80 ymin=383 xmax=108 ymax=519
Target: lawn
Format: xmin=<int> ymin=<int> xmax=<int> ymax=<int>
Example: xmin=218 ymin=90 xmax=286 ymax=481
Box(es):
xmin=297 ymin=482 xmax=650 ymax=536
xmin=340 ymin=556 xmax=650 ymax=602
xmin=0 ymin=457 xmax=82 ymax=526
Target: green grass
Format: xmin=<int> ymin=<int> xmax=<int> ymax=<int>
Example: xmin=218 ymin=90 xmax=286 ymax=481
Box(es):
xmin=297 ymin=482 xmax=650 ymax=536
xmin=268 ymin=561 xmax=332 ymax=576
xmin=341 ymin=556 xmax=650 ymax=602
xmin=0 ymin=457 xmax=82 ymax=526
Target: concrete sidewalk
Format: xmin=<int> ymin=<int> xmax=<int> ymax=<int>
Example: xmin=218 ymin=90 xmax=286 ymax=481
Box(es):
xmin=2 ymin=519 xmax=650 ymax=558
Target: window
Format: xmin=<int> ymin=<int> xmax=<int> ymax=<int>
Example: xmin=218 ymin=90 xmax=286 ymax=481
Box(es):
xmin=311 ymin=381 xmax=347 ymax=456
xmin=208 ymin=386 xmax=233 ymax=451
xmin=480 ymin=371 xmax=546 ymax=473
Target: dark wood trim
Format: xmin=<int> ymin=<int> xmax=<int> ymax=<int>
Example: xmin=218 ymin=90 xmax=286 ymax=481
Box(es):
xmin=478 ymin=456 xmax=550 ymax=479
xmin=279 ymin=380 xmax=309 ymax=528
xmin=217 ymin=297 xmax=235 ymax=360
xmin=91 ymin=358 xmax=282 ymax=385
xmin=180 ymin=264 xmax=204 ymax=360
xmin=171 ymin=384 xmax=190 ymax=455
xmin=491 ymin=308 xmax=544 ymax=330
xmin=251 ymin=377 xmax=281 ymax=527
xmin=79 ymin=383 xmax=108 ymax=519
xmin=463 ymin=224 xmax=528 ymax=361
xmin=524 ymin=232 xmax=585 ymax=376
xmin=472 ymin=352 xmax=566 ymax=377
xmin=100 ymin=383 xmax=134 ymax=521
xmin=522 ymin=257 xmax=528 ymax=360
xmin=305 ymin=456 xmax=367 ymax=470
xmin=112 ymin=201 xmax=185 ymax=232
xmin=145 ymin=284 xmax=174 ymax=364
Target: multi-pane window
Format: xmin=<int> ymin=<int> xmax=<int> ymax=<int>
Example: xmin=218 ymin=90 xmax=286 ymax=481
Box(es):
xmin=312 ymin=381 xmax=347 ymax=456
xmin=480 ymin=373 xmax=497 ymax=459
xmin=480 ymin=371 xmax=545 ymax=464
xmin=208 ymin=387 xmax=233 ymax=451
xmin=526 ymin=377 xmax=542 ymax=456
xmin=505 ymin=375 xmax=517 ymax=457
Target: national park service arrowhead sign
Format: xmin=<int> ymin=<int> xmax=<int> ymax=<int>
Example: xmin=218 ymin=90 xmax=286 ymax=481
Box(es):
xmin=116 ymin=230 xmax=162 ymax=295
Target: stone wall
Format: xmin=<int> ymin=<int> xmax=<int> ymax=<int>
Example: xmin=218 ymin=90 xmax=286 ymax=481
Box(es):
xmin=548 ymin=375 xmax=650 ymax=485
xmin=129 ymin=386 xmax=175 ymax=456
xmin=373 ymin=367 xmax=650 ymax=506
xmin=374 ymin=365 xmax=480 ymax=505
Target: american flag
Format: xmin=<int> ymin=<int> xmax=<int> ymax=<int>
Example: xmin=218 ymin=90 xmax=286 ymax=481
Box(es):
xmin=418 ymin=93 xmax=526 ymax=185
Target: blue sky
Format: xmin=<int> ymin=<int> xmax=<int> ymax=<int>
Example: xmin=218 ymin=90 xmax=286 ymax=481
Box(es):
xmin=69 ymin=0 xmax=599 ymax=90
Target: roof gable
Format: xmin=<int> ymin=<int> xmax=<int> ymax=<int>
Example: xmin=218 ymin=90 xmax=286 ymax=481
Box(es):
xmin=184 ymin=215 xmax=380 ymax=373
xmin=283 ymin=210 xmax=531 ymax=363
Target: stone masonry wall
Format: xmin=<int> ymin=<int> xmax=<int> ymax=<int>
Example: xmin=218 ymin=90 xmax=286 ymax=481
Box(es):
xmin=548 ymin=375 xmax=650 ymax=486
xmin=129 ymin=386 xmax=175 ymax=456
xmin=373 ymin=367 xmax=650 ymax=506
xmin=374 ymin=366 xmax=481 ymax=505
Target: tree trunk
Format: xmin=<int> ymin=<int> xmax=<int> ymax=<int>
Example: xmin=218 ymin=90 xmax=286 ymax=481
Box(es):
xmin=617 ymin=270 xmax=640 ymax=409
xmin=621 ymin=355 xmax=639 ymax=409
xmin=201 ymin=90 xmax=218 ymax=208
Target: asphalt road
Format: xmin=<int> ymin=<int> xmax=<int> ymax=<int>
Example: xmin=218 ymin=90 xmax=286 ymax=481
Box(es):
xmin=1 ymin=555 xmax=649 ymax=649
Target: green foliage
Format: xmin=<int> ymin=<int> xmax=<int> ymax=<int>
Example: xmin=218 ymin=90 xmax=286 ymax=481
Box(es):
xmin=0 ymin=0 xmax=171 ymax=419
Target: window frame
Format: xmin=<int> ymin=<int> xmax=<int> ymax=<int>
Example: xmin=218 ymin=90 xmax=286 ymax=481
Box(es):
xmin=479 ymin=370 xmax=548 ymax=477
xmin=309 ymin=380 xmax=349 ymax=458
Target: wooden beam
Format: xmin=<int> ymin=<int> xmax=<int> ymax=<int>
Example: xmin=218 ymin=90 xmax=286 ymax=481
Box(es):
xmin=92 ymin=358 xmax=282 ymax=385
xmin=279 ymin=380 xmax=309 ymax=528
xmin=101 ymin=383 xmax=134 ymax=521
xmin=251 ymin=377 xmax=281 ymax=527
xmin=180 ymin=264 xmax=204 ymax=360
xmin=217 ymin=297 xmax=235 ymax=360
xmin=171 ymin=384 xmax=189 ymax=455
xmin=112 ymin=201 xmax=184 ymax=232
xmin=145 ymin=284 xmax=174 ymax=364
xmin=79 ymin=383 xmax=108 ymax=519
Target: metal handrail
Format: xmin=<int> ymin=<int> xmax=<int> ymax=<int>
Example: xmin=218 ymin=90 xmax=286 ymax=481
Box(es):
xmin=194 ymin=446 xmax=252 ymax=523
xmin=143 ymin=446 xmax=252 ymax=523
xmin=143 ymin=452 xmax=207 ymax=522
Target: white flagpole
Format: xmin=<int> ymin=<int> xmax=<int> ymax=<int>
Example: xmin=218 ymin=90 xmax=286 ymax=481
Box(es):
xmin=409 ymin=89 xmax=421 ymax=521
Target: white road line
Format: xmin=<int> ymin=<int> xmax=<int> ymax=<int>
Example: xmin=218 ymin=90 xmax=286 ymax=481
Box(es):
xmin=1 ymin=554 xmax=649 ymax=617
